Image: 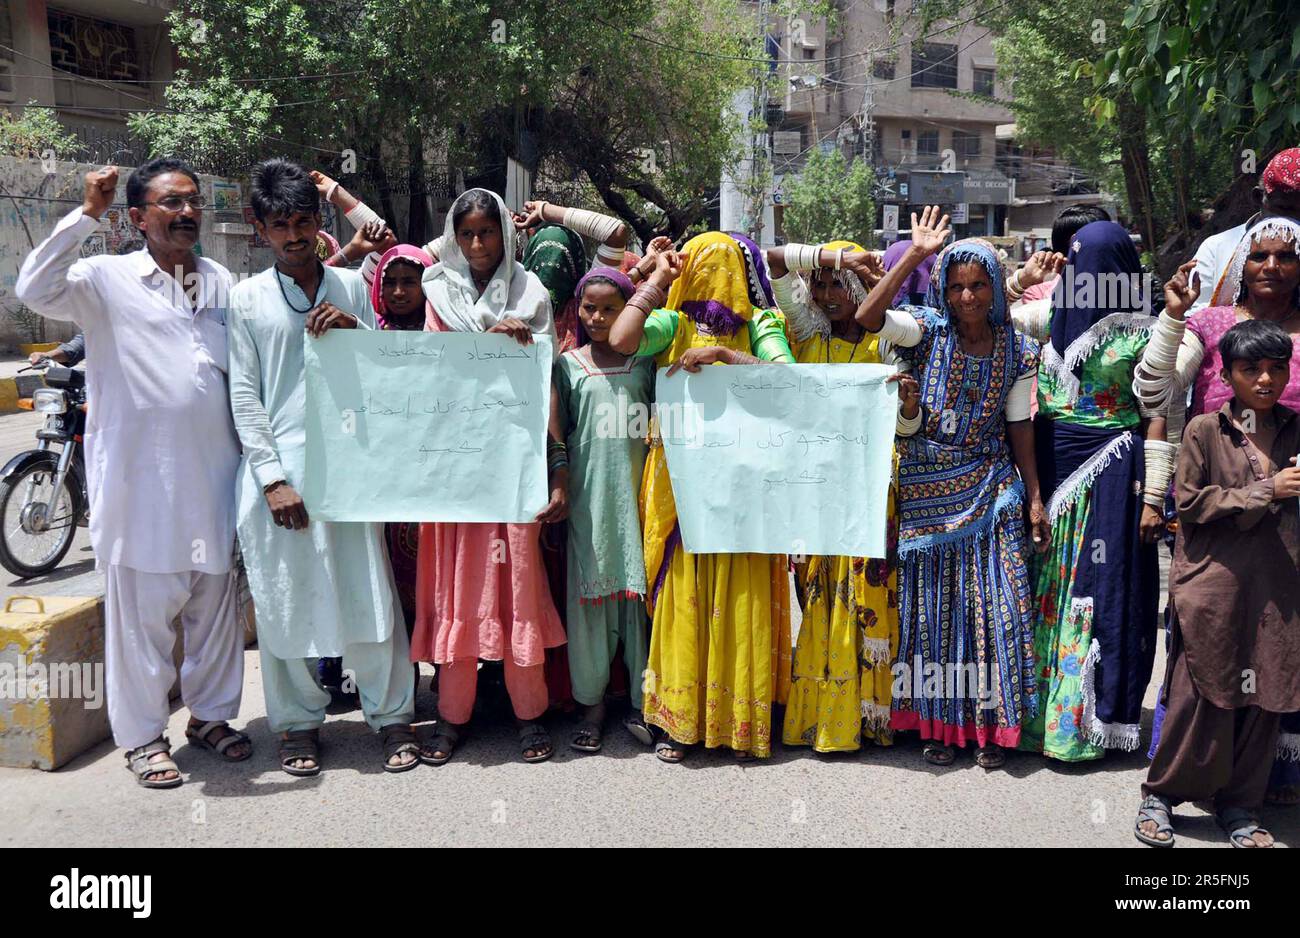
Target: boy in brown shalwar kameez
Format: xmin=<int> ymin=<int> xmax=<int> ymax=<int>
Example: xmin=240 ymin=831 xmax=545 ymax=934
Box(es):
xmin=1136 ymin=320 xmax=1300 ymax=848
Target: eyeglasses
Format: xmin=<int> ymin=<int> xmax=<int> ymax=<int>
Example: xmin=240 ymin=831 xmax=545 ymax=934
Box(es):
xmin=146 ymin=195 xmax=206 ymax=213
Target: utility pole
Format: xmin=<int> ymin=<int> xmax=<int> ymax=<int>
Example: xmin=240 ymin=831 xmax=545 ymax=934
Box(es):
xmin=862 ymin=55 xmax=876 ymax=164
xmin=744 ymin=0 xmax=772 ymax=241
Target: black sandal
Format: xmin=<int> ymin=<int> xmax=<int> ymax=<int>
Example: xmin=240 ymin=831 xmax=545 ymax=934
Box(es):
xmin=923 ymin=742 xmax=955 ymax=766
xmin=623 ymin=713 xmax=654 ymax=747
xmin=519 ymin=722 xmax=554 ymax=763
xmin=380 ymin=723 xmax=421 ymax=773
xmin=419 ymin=722 xmax=462 ymax=766
xmin=974 ymin=745 xmax=1005 ymax=769
xmin=279 ymin=729 xmax=321 ymax=777
xmin=185 ymin=720 xmax=252 ymax=762
xmin=570 ymin=721 xmax=603 ymax=753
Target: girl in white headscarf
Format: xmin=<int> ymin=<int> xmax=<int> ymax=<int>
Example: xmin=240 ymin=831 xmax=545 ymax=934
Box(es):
xmin=412 ymin=188 xmax=568 ymax=766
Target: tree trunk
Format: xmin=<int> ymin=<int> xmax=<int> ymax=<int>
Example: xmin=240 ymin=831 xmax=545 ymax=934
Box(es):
xmin=406 ymin=127 xmax=429 ymax=246
xmin=1116 ymin=96 xmax=1161 ymax=266
xmin=367 ymin=140 xmax=399 ymax=239
xmin=1159 ymin=168 xmax=1258 ymax=275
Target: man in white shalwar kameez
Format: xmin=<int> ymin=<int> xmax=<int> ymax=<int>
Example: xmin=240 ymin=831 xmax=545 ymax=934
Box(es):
xmin=16 ymin=159 xmax=249 ymax=788
xmin=228 ymin=158 xmax=419 ymax=775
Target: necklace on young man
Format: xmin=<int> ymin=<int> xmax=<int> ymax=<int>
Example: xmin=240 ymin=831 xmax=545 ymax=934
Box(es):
xmin=276 ymin=259 xmax=323 ymax=314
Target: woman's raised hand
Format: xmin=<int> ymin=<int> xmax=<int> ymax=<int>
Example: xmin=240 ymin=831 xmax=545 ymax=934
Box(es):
xmin=309 ymin=170 xmax=335 ymax=199
xmin=647 ymin=249 xmax=683 ymax=291
xmin=843 ymin=250 xmax=886 ymax=288
xmin=352 ymin=220 xmax=396 ymax=256
xmin=1162 ymin=259 xmax=1199 ymax=321
xmin=1020 ymin=250 xmax=1067 ymax=288
xmin=645 ymin=236 xmax=675 ymax=259
xmin=909 ymin=205 xmax=951 ymax=257
xmin=514 ymin=200 xmax=548 ymax=232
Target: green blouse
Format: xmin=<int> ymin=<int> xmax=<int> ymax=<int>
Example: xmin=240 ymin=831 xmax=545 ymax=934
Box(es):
xmin=554 ymin=348 xmax=654 ymax=599
xmin=635 ymin=307 xmax=796 ymax=362
xmin=1037 ymin=329 xmax=1151 ymax=429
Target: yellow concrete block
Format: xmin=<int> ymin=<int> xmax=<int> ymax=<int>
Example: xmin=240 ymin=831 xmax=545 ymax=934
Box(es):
xmin=0 ymin=377 xmax=19 ymax=415
xmin=0 ymin=590 xmax=257 ymax=770
xmin=0 ymin=595 xmax=107 ymax=770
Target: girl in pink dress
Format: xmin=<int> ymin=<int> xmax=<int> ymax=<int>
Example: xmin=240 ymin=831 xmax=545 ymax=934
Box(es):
xmin=411 ymin=189 xmax=569 ymax=765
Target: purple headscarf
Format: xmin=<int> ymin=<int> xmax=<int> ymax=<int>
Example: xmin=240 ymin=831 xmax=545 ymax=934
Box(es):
xmin=883 ymin=239 xmax=935 ymax=306
xmin=727 ymin=231 xmax=777 ymax=309
xmin=574 ymin=266 xmax=636 ymax=301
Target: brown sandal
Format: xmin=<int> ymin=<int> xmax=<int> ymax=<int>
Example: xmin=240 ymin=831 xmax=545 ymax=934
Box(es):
xmin=185 ymin=720 xmax=252 ymax=762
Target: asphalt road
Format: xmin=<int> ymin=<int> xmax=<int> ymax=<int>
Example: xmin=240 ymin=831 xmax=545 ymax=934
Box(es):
xmin=0 ymin=354 xmax=1293 ymax=848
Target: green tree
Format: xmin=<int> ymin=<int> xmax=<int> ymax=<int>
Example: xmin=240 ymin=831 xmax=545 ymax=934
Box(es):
xmin=0 ymin=104 xmax=83 ymax=160
xmin=128 ymin=0 xmax=756 ymax=243
xmin=1085 ymin=0 xmax=1299 ymax=267
xmin=781 ymin=148 xmax=875 ymax=245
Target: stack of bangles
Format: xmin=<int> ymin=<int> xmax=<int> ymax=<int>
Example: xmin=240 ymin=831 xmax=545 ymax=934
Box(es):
xmin=1131 ymin=311 xmax=1185 ymax=408
xmin=547 ymin=439 xmax=568 ymax=474
xmin=782 ymin=243 xmax=830 ymax=271
xmin=1142 ymin=439 xmax=1178 ymax=509
xmin=782 ymin=243 xmax=869 ymax=272
xmin=624 ymin=282 xmax=667 ymax=318
xmin=1004 ymin=268 xmax=1027 ymax=303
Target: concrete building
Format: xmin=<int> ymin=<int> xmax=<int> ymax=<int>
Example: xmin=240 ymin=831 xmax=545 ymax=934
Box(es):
xmin=0 ymin=3 xmax=268 ymax=349
xmin=725 ymin=0 xmax=1111 ymax=253
xmin=2 ymin=0 xmax=175 ymax=164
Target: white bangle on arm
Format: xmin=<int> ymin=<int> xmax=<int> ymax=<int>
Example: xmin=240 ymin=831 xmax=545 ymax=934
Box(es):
xmin=561 ymin=206 xmax=623 ymax=244
xmin=1142 ymin=439 xmax=1178 ymax=509
xmin=896 ymin=406 xmax=923 ymax=437
xmin=780 ymin=243 xmax=823 ymax=272
xmin=344 ymin=200 xmax=384 ymax=230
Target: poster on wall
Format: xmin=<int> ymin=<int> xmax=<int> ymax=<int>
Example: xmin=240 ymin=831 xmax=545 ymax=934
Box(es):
xmin=212 ymin=181 xmax=242 ymax=224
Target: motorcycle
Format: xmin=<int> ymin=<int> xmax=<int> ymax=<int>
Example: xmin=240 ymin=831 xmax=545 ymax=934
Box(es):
xmin=0 ymin=361 xmax=89 ymax=578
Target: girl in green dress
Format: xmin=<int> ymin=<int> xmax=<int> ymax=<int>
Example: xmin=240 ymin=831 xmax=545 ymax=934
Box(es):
xmin=557 ymin=266 xmax=664 ymax=752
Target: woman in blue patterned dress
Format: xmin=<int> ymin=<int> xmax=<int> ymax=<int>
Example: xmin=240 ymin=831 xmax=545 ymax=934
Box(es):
xmin=856 ymin=207 xmax=1050 ymax=768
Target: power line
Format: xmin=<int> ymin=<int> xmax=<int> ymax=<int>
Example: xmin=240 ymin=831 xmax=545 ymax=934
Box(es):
xmin=16 ymin=98 xmax=334 ymax=116
xmin=0 ymin=69 xmax=368 ymax=84
xmin=0 ymin=42 xmax=155 ymax=106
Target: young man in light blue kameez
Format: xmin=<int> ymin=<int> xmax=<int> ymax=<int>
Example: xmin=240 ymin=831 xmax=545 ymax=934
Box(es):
xmin=228 ymin=158 xmax=420 ymax=775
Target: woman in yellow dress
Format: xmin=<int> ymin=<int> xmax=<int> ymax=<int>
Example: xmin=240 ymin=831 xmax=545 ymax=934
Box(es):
xmin=765 ymin=240 xmax=920 ymax=752
xmin=609 ymin=234 xmax=794 ymax=761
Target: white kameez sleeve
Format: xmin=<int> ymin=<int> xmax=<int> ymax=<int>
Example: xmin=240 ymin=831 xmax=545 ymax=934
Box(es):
xmin=870 ymin=307 xmax=923 ymax=348
xmin=1004 ymin=372 xmax=1035 ymax=421
xmin=1189 ymin=236 xmax=1219 ymax=313
xmin=15 ymin=207 xmax=106 ymax=324
xmin=1010 ymin=297 xmax=1052 ymax=343
xmin=227 ymin=294 xmax=287 ymax=491
xmin=769 ymin=271 xmax=821 ymax=341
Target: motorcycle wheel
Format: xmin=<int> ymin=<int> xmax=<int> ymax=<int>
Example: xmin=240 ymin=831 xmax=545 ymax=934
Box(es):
xmin=0 ymin=457 xmax=79 ymax=578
